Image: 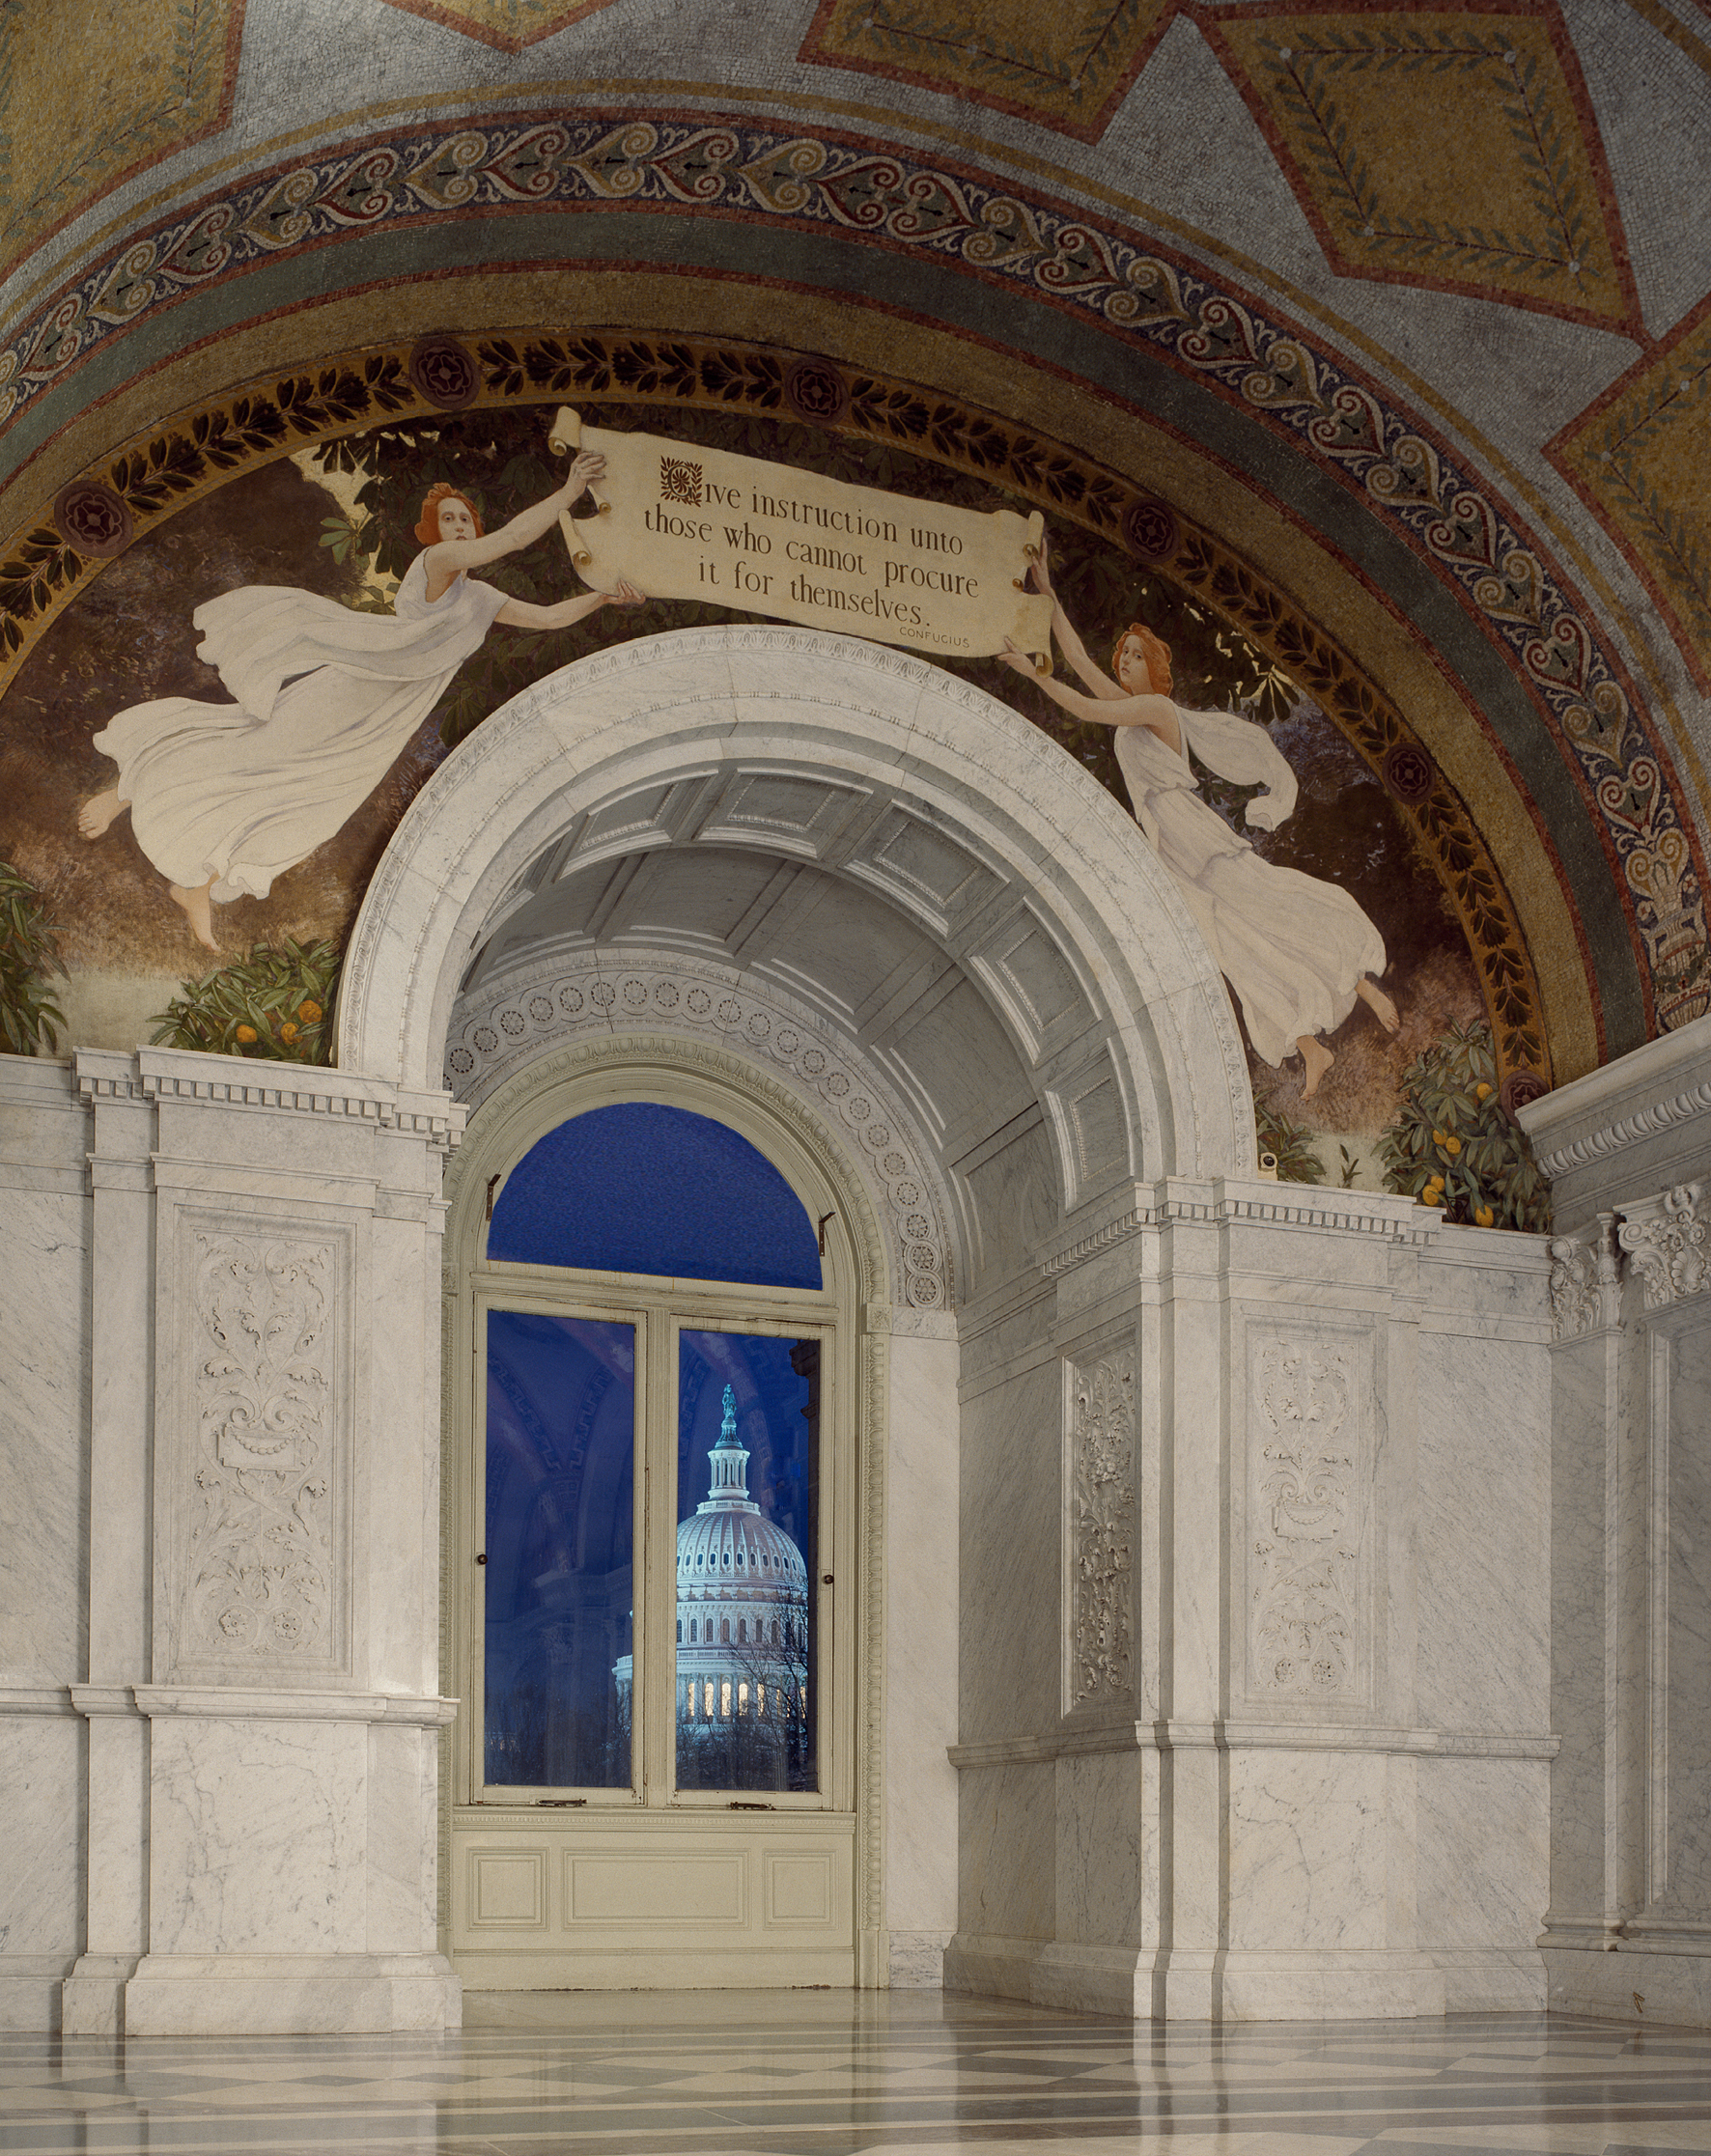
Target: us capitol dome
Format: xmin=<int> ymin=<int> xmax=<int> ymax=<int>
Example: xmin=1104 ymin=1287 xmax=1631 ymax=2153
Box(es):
xmin=615 ymin=1384 xmax=809 ymax=1765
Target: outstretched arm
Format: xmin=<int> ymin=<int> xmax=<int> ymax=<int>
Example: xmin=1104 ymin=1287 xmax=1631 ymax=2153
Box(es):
xmin=997 ymin=641 xmax=1175 ymax=734
xmin=1029 ymin=537 xmax=1127 ymax=703
xmin=494 ymin=577 xmax=646 ymax=633
xmin=428 ymin=450 xmax=606 ymax=576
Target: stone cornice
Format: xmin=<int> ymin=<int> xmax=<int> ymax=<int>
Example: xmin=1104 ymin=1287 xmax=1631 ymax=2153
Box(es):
xmin=949 ymin=1722 xmax=1558 ymax=1765
xmin=1519 ymin=1011 xmax=1711 ymax=1184
xmin=1038 ymin=1177 xmax=1439 ymax=1277
xmin=70 ymin=1047 xmax=466 ymax=1149
xmin=129 ymin=1686 xmax=459 ymax=1724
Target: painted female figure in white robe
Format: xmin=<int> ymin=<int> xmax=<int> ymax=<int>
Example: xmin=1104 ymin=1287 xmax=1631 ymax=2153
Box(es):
xmin=80 ymin=460 xmax=641 ymax=948
xmin=1002 ymin=552 xmax=1398 ymax=1097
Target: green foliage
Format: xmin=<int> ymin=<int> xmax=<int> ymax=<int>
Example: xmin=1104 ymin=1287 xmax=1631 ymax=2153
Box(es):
xmin=0 ymin=860 xmax=67 ymax=1055
xmin=151 ymin=938 xmax=340 ymax=1063
xmin=1255 ymin=1098 xmax=1325 ymax=1185
xmin=1378 ymin=1018 xmax=1550 ymax=1231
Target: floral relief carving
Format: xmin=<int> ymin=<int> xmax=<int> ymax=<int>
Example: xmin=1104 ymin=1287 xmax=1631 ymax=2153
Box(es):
xmin=1549 ymin=1215 xmax=1618 ymax=1336
xmin=1617 ymin=1184 xmax=1709 ymax=1309
xmin=184 ymin=1231 xmax=337 ymax=1661
xmin=1069 ymin=1350 xmax=1135 ymax=1705
xmin=1248 ymin=1337 xmax=1361 ymax=1701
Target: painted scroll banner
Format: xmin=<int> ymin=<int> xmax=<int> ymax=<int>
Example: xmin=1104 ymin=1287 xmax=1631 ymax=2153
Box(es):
xmin=548 ymin=406 xmax=1053 ymax=661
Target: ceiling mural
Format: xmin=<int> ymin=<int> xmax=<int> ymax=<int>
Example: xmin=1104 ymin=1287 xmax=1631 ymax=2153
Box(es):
xmin=0 ymin=0 xmax=1706 ymax=1230
xmin=797 ymin=0 xmax=1177 ymax=139
xmin=1549 ymin=295 xmax=1711 ymax=693
xmin=1202 ymin=4 xmax=1642 ymax=333
xmin=0 ymin=108 xmax=1697 ymax=1057
xmin=0 ymin=0 xmax=245 ymax=287
xmin=372 ymin=0 xmax=622 ymax=48
xmin=0 ymin=342 xmax=1548 ymax=1219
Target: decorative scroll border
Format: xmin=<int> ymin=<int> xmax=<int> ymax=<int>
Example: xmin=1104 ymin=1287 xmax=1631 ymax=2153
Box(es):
xmin=0 ymin=329 xmax=1550 ymax=1079
xmin=0 ymin=107 xmax=1696 ymax=1036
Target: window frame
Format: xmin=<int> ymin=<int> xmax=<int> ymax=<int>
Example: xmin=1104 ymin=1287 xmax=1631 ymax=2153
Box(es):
xmin=469 ymin=1259 xmax=842 ymax=1814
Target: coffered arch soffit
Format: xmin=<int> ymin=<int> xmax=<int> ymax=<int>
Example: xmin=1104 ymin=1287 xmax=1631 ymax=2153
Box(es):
xmin=336 ymin=627 xmax=1255 ymax=1228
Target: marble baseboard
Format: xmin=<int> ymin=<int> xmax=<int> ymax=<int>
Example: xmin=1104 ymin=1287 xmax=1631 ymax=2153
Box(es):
xmin=1212 ymin=1950 xmax=1445 ymax=2022
xmin=61 ymin=1954 xmax=142 ymax=2035
xmin=0 ymin=1954 xmax=76 ymax=2030
xmin=945 ymin=1933 xmax=1146 ymax=2017
xmin=888 ymin=1929 xmax=951 ymax=1988
xmin=123 ymin=1953 xmax=462 ymax=2034
xmin=946 ymin=1935 xmax=1450 ymax=2021
xmin=1544 ymin=1941 xmax=1711 ymax=2028
xmin=1429 ymin=1946 xmax=1547 ymax=2011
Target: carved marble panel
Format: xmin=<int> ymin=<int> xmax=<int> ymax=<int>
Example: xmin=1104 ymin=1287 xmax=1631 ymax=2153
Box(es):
xmin=1065 ymin=1347 xmax=1136 ymax=1710
xmin=1243 ymin=1326 xmax=1372 ymax=1709
xmin=164 ymin=1216 xmax=351 ymax=1676
xmin=1549 ymin=1223 xmax=1618 ymax=1338
xmin=1618 ymin=1183 xmax=1709 ymax=1310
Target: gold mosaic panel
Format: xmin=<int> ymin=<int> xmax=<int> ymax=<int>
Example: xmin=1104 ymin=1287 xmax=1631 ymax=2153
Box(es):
xmin=1550 ymin=302 xmax=1711 ymax=689
xmin=373 ymin=0 xmax=620 ymax=47
xmin=798 ymin=0 xmax=1173 ymax=141
xmin=0 ymin=0 xmax=243 ymax=284
xmin=1206 ymin=7 xmax=1641 ymax=333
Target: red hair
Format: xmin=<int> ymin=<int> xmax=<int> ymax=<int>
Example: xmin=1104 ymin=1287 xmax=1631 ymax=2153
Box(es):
xmin=415 ymin=484 xmax=484 ymax=546
xmin=1111 ymin=622 xmax=1172 ymax=694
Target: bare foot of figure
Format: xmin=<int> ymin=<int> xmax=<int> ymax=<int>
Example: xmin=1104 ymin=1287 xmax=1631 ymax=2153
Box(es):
xmin=1298 ymin=1033 xmax=1334 ymax=1099
xmin=77 ymin=789 xmax=126 ymax=839
xmin=1357 ymin=977 xmax=1401 ymax=1033
xmin=169 ymin=878 xmax=219 ymax=952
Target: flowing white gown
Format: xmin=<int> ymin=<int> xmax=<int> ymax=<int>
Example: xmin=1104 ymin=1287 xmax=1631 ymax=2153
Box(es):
xmin=94 ymin=553 xmax=508 ymax=902
xmin=1113 ymin=707 xmax=1387 ymax=1067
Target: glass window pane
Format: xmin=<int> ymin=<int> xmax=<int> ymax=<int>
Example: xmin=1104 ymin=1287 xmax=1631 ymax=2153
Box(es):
xmin=488 ymin=1104 xmax=823 ymax=1289
xmin=675 ymin=1330 xmax=819 ymax=1794
xmin=483 ymin=1311 xmax=635 ymax=1789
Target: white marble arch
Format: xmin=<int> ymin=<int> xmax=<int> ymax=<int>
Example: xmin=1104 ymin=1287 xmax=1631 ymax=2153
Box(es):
xmin=330 ymin=624 xmax=1260 ymax=2004
xmin=336 ymin=626 xmax=1255 ymax=1209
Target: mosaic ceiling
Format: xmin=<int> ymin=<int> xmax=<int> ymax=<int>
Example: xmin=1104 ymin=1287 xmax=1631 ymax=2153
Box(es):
xmin=2 ymin=0 xmax=1708 ymax=1086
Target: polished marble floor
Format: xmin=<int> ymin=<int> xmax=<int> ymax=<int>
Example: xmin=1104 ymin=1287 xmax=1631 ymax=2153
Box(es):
xmin=3 ymin=1991 xmax=1710 ymax=2155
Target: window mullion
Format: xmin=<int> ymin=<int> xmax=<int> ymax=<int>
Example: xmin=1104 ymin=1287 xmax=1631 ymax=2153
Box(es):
xmin=641 ymin=1302 xmax=679 ymax=1806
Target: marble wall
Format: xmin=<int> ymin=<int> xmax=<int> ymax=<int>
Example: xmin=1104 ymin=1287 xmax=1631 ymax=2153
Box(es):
xmin=1522 ymin=1014 xmax=1711 ymax=2028
xmin=0 ymin=1048 xmax=463 ymax=2035
xmin=0 ymin=1061 xmax=90 ymax=2029
xmin=945 ymin=1179 xmax=1557 ymax=2022
xmin=14 ymin=1009 xmax=1708 ymax=2030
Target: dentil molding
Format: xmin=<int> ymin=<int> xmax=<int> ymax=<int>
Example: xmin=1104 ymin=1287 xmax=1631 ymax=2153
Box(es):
xmin=445 ymin=951 xmax=957 ymax=1310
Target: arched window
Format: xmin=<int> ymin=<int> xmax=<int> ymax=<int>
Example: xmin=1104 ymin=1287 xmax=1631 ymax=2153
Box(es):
xmin=468 ymin=1086 xmax=836 ymax=1835
xmin=488 ymin=1103 xmax=823 ymax=1288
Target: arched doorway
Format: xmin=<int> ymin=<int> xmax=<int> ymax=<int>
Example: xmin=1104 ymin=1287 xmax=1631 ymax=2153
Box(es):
xmin=337 ymin=626 xmax=1249 ymax=1997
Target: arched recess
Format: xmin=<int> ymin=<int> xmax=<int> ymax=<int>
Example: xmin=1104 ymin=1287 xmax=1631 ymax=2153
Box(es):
xmin=439 ymin=1034 xmax=898 ymax=1986
xmin=352 ymin=624 xmax=1239 ymax=1989
xmin=394 ymin=624 xmax=1249 ymax=1987
xmin=339 ymin=623 xmax=1256 ymax=1251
